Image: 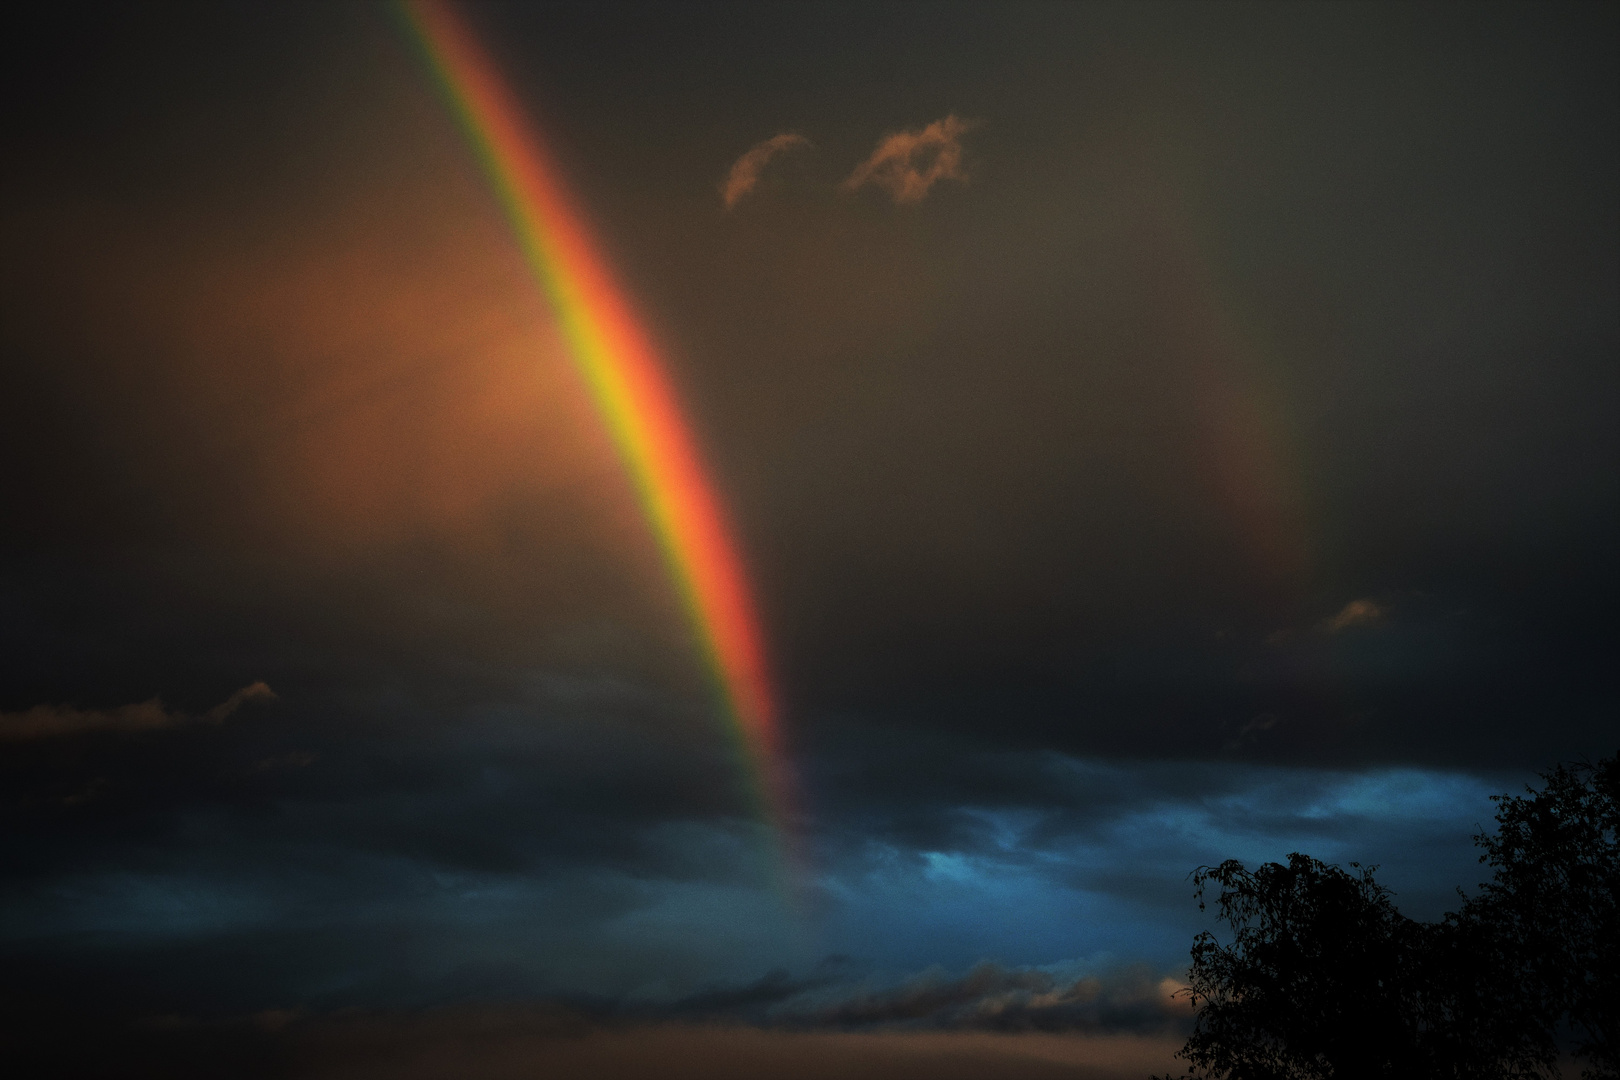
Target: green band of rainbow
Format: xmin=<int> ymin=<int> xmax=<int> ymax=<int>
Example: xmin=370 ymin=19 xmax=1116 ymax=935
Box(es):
xmin=402 ymin=2 xmax=791 ymax=835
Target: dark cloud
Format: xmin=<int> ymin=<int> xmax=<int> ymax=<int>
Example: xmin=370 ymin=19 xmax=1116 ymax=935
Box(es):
xmin=4 ymin=1 xmax=1614 ymax=771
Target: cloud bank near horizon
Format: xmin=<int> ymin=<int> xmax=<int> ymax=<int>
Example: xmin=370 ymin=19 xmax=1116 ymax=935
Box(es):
xmin=0 ymin=681 xmax=274 ymax=742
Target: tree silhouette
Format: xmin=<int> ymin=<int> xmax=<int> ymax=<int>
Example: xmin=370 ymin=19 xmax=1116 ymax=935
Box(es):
xmin=1462 ymin=756 xmax=1619 ymax=1079
xmin=1168 ymin=854 xmax=1433 ymax=1079
xmin=1157 ymin=754 xmax=1617 ymax=1080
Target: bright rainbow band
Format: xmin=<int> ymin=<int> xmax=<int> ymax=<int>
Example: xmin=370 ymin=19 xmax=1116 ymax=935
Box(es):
xmin=402 ymin=2 xmax=791 ymax=835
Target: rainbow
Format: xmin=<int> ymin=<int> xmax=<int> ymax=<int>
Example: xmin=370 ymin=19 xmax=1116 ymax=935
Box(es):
xmin=401 ymin=2 xmax=794 ymax=851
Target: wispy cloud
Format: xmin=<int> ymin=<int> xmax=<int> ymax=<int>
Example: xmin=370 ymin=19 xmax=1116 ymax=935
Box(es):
xmin=721 ymin=133 xmax=812 ymax=208
xmin=0 ymin=681 xmax=275 ymax=742
xmin=206 ymin=681 xmax=277 ymax=721
xmin=1226 ymin=712 xmax=1282 ymax=751
xmin=596 ymin=959 xmax=1190 ymax=1035
xmin=800 ymin=962 xmax=1186 ymax=1033
xmin=1323 ymin=598 xmax=1385 ymax=634
xmin=841 ymin=115 xmax=976 ymax=204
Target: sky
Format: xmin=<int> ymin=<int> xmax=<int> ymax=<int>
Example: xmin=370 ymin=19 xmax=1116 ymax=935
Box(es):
xmin=2 ymin=3 xmax=1616 ymax=1077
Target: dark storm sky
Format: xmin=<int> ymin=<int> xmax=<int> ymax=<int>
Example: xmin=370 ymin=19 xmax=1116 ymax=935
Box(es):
xmin=1 ymin=2 xmax=1615 ymax=1072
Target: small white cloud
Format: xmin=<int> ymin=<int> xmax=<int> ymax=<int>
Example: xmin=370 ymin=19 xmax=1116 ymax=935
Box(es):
xmin=721 ymin=132 xmax=812 ymax=208
xmin=841 ymin=115 xmax=977 ymax=204
xmin=0 ymin=682 xmax=276 ymax=742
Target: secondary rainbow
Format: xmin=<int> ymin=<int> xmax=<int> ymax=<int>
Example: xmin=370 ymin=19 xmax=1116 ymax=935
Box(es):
xmin=401 ymin=2 xmax=793 ymax=838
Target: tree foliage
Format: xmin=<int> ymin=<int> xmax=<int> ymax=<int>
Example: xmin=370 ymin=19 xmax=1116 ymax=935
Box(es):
xmin=1158 ymin=754 xmax=1617 ymax=1080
